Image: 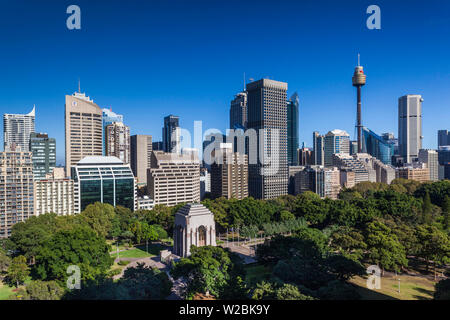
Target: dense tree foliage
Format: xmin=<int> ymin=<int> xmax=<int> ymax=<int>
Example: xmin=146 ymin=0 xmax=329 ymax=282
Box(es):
xmin=10 ymin=280 xmax=64 ymax=300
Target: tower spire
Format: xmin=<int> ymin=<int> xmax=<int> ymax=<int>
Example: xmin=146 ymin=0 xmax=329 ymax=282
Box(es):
xmin=78 ymin=78 xmax=81 ymax=93
xmin=358 ymin=53 xmax=360 ymax=66
xmin=243 ymin=72 xmax=246 ymax=91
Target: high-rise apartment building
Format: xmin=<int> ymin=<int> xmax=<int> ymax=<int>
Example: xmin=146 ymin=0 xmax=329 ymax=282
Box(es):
xmin=34 ymin=176 xmax=75 ymax=216
xmin=65 ymin=92 xmax=103 ymax=176
xmin=0 ymin=145 xmax=34 ymax=238
xmin=162 ymin=115 xmax=180 ymax=153
xmin=71 ymin=156 xmax=137 ymax=213
xmin=324 ymin=129 xmax=350 ymax=166
xmin=3 ymin=105 xmax=35 ymax=152
xmin=287 ymin=93 xmax=299 ymax=166
xmin=418 ymin=149 xmax=439 ymax=181
xmin=29 ymin=133 xmax=56 ymax=180
xmin=210 ymin=144 xmax=248 ymax=200
xmin=438 ymin=130 xmax=450 ymax=148
xmin=147 ymin=151 xmax=200 ymax=206
xmin=130 ymin=135 xmax=152 ymax=185
xmin=246 ymin=79 xmax=288 ymax=199
xmin=105 ymin=122 xmax=130 ymax=164
xmin=332 ymin=153 xmax=376 ymax=184
xmin=362 ymin=127 xmax=395 ymax=165
xmin=313 ymin=131 xmax=324 ymax=166
xmin=398 ymin=95 xmax=423 ymax=163
xmin=230 ymin=92 xmax=247 ymax=129
xmin=102 ymin=108 xmax=124 ymax=155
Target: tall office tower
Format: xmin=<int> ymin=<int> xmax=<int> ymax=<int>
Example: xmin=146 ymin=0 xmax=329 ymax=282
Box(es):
xmin=147 ymin=151 xmax=200 ymax=206
xmin=287 ymin=92 xmax=299 ymax=166
xmin=102 ymin=108 xmax=124 ymax=155
xmin=65 ymin=92 xmax=103 ymax=176
xmin=246 ymin=79 xmax=288 ymax=199
xmin=130 ymin=135 xmax=152 ymax=185
xmin=289 ymin=165 xmax=305 ymax=195
xmin=298 ymin=146 xmax=313 ymax=166
xmin=72 ymin=156 xmax=137 ymax=213
xmin=29 ymin=133 xmax=56 ymax=180
xmin=313 ymin=132 xmax=324 ymax=165
xmin=398 ymin=95 xmax=423 ymax=163
xmin=210 ymin=143 xmax=248 ymax=200
xmin=294 ymin=165 xmax=340 ymax=199
xmin=230 ymin=92 xmax=248 ymax=129
xmin=438 ymin=146 xmax=450 ymax=180
xmin=152 ymin=141 xmax=163 ymax=151
xmin=352 ymin=55 xmax=366 ymax=153
xmin=0 ymin=145 xmax=34 ymax=238
xmin=162 ymin=115 xmax=180 ymax=153
xmin=362 ymin=127 xmax=395 ymax=165
xmin=3 ymin=105 xmax=35 ymax=152
xmin=382 ymin=132 xmax=399 ymax=155
xmin=438 ymin=130 xmax=450 ymax=147
xmin=324 ymin=129 xmax=350 ymax=166
xmin=34 ymin=176 xmax=75 ymax=216
xmin=105 ymin=122 xmax=130 ymax=164
xmin=418 ymin=149 xmax=439 ymax=181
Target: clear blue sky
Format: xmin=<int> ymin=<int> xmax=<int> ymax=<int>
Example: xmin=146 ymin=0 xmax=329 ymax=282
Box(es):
xmin=0 ymin=0 xmax=449 ymax=165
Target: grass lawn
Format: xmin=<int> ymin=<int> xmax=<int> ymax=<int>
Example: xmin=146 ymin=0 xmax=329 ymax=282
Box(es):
xmin=0 ymin=282 xmax=15 ymax=300
xmin=349 ymin=274 xmax=436 ymax=300
xmin=110 ymin=243 xmax=164 ymax=259
xmin=244 ymin=263 xmax=272 ymax=286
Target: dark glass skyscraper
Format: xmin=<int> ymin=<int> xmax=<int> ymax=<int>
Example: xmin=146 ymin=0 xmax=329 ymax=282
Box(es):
xmin=362 ymin=127 xmax=394 ymax=165
xmin=29 ymin=132 xmax=56 ymax=180
xmin=230 ymin=92 xmax=247 ymax=129
xmin=162 ymin=115 xmax=180 ymax=153
xmin=287 ymin=92 xmax=299 ymax=166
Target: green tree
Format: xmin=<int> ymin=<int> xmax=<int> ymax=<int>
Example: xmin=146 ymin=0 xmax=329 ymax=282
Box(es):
xmin=0 ymin=250 xmax=11 ymax=273
xmin=8 ymin=255 xmax=30 ymax=287
xmin=35 ymin=226 xmax=113 ymax=283
xmin=10 ymin=280 xmax=64 ymax=300
xmin=365 ymin=221 xmax=408 ymax=273
xmin=416 ymin=225 xmax=450 ymax=277
xmin=78 ymin=202 xmax=116 ymax=238
xmin=275 ymin=283 xmax=314 ymax=300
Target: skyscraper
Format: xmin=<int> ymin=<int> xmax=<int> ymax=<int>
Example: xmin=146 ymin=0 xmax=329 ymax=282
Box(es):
xmin=352 ymin=55 xmax=366 ymax=153
xmin=313 ymin=131 xmax=324 ymax=166
xmin=287 ymin=92 xmax=299 ymax=166
xmin=3 ymin=105 xmax=35 ymax=152
xmin=438 ymin=130 xmax=450 ymax=148
xmin=105 ymin=122 xmax=130 ymax=164
xmin=362 ymin=127 xmax=395 ymax=165
xmin=162 ymin=115 xmax=180 ymax=153
xmin=130 ymin=135 xmax=152 ymax=185
xmin=0 ymin=145 xmax=34 ymax=238
xmin=246 ymin=79 xmax=288 ymax=199
xmin=398 ymin=95 xmax=423 ymax=163
xmin=65 ymin=92 xmax=103 ymax=177
xmin=230 ymin=92 xmax=248 ymax=129
xmin=324 ymin=129 xmax=350 ymax=166
xmin=29 ymin=133 xmax=56 ymax=180
xmin=102 ymin=108 xmax=124 ymax=155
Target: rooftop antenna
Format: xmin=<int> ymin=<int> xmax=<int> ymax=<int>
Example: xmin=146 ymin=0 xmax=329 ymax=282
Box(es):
xmin=243 ymin=72 xmax=246 ymax=91
xmin=357 ymin=53 xmax=360 ymax=66
xmin=78 ymin=78 xmax=81 ymax=93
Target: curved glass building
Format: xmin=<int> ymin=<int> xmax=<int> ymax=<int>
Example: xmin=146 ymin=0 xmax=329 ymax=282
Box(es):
xmin=362 ymin=127 xmax=395 ymax=165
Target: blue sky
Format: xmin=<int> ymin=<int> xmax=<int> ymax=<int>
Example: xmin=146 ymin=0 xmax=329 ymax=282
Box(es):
xmin=0 ymin=0 xmax=449 ymax=164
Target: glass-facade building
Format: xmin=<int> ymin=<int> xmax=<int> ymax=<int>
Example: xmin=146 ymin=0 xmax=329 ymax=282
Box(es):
xmin=29 ymin=133 xmax=56 ymax=180
xmin=72 ymin=156 xmax=136 ymax=213
xmin=362 ymin=127 xmax=395 ymax=165
xmin=287 ymin=92 xmax=299 ymax=166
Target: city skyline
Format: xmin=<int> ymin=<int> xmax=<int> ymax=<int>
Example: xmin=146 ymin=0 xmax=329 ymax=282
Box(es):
xmin=0 ymin=0 xmax=449 ymax=164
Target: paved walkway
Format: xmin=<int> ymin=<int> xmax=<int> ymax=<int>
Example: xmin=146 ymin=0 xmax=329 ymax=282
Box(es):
xmin=113 ymin=256 xmax=167 ymax=280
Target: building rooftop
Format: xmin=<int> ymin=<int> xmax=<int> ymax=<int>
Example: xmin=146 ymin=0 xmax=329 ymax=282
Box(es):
xmin=77 ymin=156 xmax=124 ymax=165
